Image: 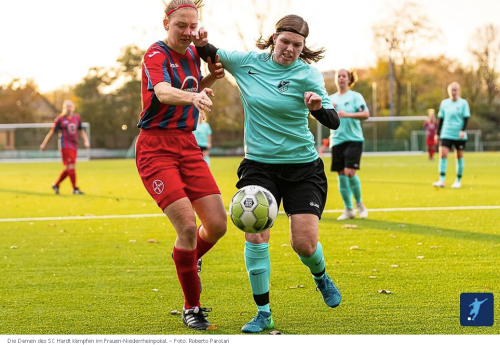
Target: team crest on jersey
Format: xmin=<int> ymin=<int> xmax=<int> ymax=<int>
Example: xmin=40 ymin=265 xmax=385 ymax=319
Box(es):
xmin=67 ymin=123 xmax=77 ymax=134
xmin=278 ymin=80 xmax=290 ymax=93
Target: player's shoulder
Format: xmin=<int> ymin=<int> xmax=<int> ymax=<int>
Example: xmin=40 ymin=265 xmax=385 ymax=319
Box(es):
xmin=144 ymin=41 xmax=168 ymax=59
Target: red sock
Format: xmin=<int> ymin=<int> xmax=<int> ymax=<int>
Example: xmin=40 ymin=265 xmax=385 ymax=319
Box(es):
xmin=54 ymin=169 xmax=68 ymax=187
xmin=172 ymin=247 xmax=200 ymax=309
xmin=196 ymin=226 xmax=215 ymax=260
xmin=67 ymin=169 xmax=77 ymax=189
xmin=429 ymin=148 xmax=435 ymax=159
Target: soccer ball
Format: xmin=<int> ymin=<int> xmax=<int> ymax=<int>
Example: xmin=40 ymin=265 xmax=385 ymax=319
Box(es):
xmin=229 ymin=185 xmax=279 ymax=234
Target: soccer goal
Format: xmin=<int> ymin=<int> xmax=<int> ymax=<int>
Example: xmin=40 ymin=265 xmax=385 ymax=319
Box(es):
xmin=410 ymin=130 xmax=483 ymax=152
xmin=0 ymin=122 xmax=91 ymax=163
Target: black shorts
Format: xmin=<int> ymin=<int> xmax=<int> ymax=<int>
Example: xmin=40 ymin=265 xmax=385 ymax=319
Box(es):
xmin=235 ymin=158 xmax=327 ymax=219
xmin=440 ymin=139 xmax=467 ymax=151
xmin=331 ymin=142 xmax=363 ymax=172
xmin=198 ymin=146 xmax=208 ymax=151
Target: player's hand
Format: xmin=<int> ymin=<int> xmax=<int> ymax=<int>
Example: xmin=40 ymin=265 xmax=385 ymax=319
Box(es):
xmin=192 ymin=27 xmax=208 ymax=46
xmin=304 ymin=92 xmax=322 ymax=111
xmin=459 ymin=130 xmax=465 ymax=139
xmin=332 ymin=102 xmax=337 ymax=109
xmin=208 ymin=54 xmax=225 ymax=79
xmin=84 ymin=140 xmax=90 ymax=149
xmin=337 ymin=110 xmax=347 ymax=117
xmin=40 ymin=143 xmax=46 ymax=151
xmin=194 ymin=88 xmax=214 ymax=120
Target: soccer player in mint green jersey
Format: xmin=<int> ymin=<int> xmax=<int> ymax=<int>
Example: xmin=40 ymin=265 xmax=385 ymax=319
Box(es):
xmin=193 ymin=116 xmax=213 ymax=166
xmin=194 ymin=14 xmax=342 ymax=333
xmin=432 ymin=82 xmax=471 ymax=189
xmin=329 ymin=70 xmax=370 ymax=220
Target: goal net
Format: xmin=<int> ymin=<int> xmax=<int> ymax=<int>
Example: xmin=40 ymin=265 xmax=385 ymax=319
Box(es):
xmin=0 ymin=122 xmax=91 ymax=163
xmin=410 ymin=129 xmax=483 ymax=152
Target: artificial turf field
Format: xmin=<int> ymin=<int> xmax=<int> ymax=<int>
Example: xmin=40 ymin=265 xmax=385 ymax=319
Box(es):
xmin=0 ymin=153 xmax=499 ymax=335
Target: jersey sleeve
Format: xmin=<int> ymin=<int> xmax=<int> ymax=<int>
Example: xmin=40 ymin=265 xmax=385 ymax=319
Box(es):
xmin=463 ymin=99 xmax=471 ymax=118
xmin=52 ymin=116 xmax=61 ymax=131
xmin=207 ymin=123 xmax=212 ymax=136
xmin=354 ymin=92 xmax=369 ymax=113
xmin=143 ymin=47 xmax=171 ymax=90
xmin=306 ymin=68 xmax=333 ymax=109
xmin=216 ymin=48 xmax=249 ymax=75
xmin=438 ymin=100 xmax=445 ymax=119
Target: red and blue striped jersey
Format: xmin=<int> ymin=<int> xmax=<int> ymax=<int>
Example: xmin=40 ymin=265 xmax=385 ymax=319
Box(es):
xmin=138 ymin=41 xmax=203 ymax=131
xmin=52 ymin=114 xmax=82 ymax=150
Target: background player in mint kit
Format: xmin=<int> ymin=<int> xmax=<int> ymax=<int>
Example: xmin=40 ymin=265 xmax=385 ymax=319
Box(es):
xmin=194 ymin=14 xmax=341 ymax=333
xmin=135 ymin=0 xmax=227 ymax=331
xmin=40 ymin=99 xmax=89 ymax=195
xmin=193 ymin=116 xmax=212 ymax=166
xmin=433 ymin=82 xmax=471 ymax=189
xmin=329 ymin=69 xmax=370 ymax=220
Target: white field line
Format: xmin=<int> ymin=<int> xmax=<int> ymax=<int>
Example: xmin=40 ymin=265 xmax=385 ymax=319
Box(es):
xmin=1 ymin=205 xmax=499 ymax=223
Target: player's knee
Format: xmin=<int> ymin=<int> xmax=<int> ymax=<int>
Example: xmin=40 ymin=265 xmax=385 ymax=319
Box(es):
xmin=292 ymin=241 xmax=316 ymax=257
xmin=178 ymin=223 xmax=198 ymax=243
xmin=204 ymin=215 xmax=227 ymax=239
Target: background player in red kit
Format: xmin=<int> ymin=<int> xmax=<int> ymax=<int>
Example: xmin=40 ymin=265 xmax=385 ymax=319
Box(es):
xmin=40 ymin=99 xmax=90 ymax=194
xmin=424 ymin=109 xmax=438 ymax=161
xmin=135 ymin=0 xmax=227 ymax=330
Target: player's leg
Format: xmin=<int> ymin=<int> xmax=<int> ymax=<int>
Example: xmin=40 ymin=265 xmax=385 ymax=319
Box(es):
xmin=283 ymin=159 xmax=341 ymax=308
xmin=452 ymin=141 xmax=466 ymax=188
xmin=290 ymin=214 xmax=341 ymax=308
xmin=202 ymin=149 xmax=210 ymax=166
xmin=53 ymin=150 xmax=70 ymax=193
xmin=192 ymin=194 xmax=227 ymax=259
xmin=333 ymin=144 xmax=355 ymax=220
xmin=433 ymin=141 xmax=450 ymax=187
xmin=345 ymin=143 xmax=367 ymax=218
xmin=234 ymin=159 xmax=279 ymax=333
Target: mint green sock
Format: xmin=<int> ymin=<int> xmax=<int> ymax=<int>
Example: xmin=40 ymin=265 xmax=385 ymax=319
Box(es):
xmin=439 ymin=158 xmax=447 ymax=182
xmin=338 ymin=175 xmax=353 ymax=209
xmin=244 ymin=242 xmax=271 ymax=313
xmin=204 ymin=155 xmax=210 ymax=166
xmin=348 ymin=175 xmax=362 ymax=203
xmin=456 ymin=158 xmax=464 ymax=182
xmin=298 ymin=242 xmax=326 ymax=280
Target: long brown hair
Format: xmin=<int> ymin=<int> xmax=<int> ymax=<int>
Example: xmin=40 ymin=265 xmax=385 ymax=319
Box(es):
xmin=336 ymin=69 xmax=359 ymax=89
xmin=256 ymin=14 xmax=325 ymax=64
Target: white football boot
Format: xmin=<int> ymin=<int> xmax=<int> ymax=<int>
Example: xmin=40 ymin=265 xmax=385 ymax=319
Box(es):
xmin=337 ymin=209 xmax=356 ymax=220
xmin=356 ymin=202 xmax=368 ymax=219
xmin=451 ymin=180 xmax=462 ymax=189
xmin=432 ymin=180 xmax=445 ymax=188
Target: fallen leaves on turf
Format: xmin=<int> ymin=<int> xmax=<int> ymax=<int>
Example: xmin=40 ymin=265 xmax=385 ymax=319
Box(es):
xmin=206 ymin=325 xmax=218 ymax=330
xmin=350 ymin=245 xmax=359 ymax=250
xmin=147 ymin=239 xmax=158 ymax=243
xmin=377 ymin=289 xmax=392 ymax=294
xmin=342 ymin=224 xmax=358 ymax=229
xmin=289 ymin=285 xmax=304 ymax=289
xmin=269 ymin=331 xmax=282 ymax=335
xmin=416 ymin=256 xmax=425 ymax=259
xmin=170 ymin=310 xmax=180 ymax=315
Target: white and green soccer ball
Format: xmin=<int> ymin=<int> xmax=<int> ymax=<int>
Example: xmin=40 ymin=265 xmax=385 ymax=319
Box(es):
xmin=229 ymin=185 xmax=278 ymax=234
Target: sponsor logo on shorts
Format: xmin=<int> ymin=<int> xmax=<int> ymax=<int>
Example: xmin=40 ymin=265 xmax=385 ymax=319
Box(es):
xmin=153 ymin=180 xmax=164 ymax=194
xmin=310 ymin=201 xmax=320 ymax=208
xmin=354 ymin=164 xmax=359 ymax=168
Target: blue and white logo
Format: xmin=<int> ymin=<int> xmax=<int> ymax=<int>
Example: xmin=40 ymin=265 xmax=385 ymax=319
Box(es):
xmin=460 ymin=293 xmax=494 ymax=326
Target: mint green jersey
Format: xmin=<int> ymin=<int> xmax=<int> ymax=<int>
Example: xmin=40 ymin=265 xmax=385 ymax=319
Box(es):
xmin=328 ymin=90 xmax=368 ymax=146
xmin=438 ymin=98 xmax=470 ymax=140
xmin=217 ymin=49 xmax=333 ymax=164
xmin=193 ymin=122 xmax=212 ymax=147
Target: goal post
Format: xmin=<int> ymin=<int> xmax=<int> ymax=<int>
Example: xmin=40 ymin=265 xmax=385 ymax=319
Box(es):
xmin=410 ymin=129 xmax=483 ymax=152
xmin=0 ymin=122 xmax=91 ymax=163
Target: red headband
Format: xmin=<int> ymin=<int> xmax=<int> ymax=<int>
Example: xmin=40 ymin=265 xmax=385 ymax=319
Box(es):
xmin=166 ymin=4 xmax=198 ymax=17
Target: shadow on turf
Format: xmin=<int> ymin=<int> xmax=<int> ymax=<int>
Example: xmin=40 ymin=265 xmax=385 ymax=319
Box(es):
xmin=324 ymin=218 xmax=500 ymax=243
xmin=0 ymin=188 xmax=149 ymax=202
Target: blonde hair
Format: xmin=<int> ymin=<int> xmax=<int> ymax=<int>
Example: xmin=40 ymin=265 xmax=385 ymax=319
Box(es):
xmin=256 ymin=14 xmax=325 ymax=64
xmin=447 ymin=82 xmax=460 ymax=96
xmin=164 ymin=0 xmax=203 ymax=19
xmin=60 ymin=99 xmax=74 ymax=115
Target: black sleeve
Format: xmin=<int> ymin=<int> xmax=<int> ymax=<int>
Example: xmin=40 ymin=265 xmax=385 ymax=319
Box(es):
xmin=310 ymin=108 xmax=340 ymax=130
xmin=437 ymin=118 xmax=444 ymax=135
xmin=195 ymin=43 xmax=218 ymax=63
xmin=461 ymin=117 xmax=469 ymax=131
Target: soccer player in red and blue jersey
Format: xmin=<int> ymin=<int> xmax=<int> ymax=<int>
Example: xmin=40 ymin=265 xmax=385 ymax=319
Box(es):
xmin=40 ymin=99 xmax=89 ymax=195
xmin=135 ymin=0 xmax=227 ymax=331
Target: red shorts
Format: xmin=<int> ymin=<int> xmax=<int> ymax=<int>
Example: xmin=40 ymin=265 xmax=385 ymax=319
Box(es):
xmin=61 ymin=149 xmax=77 ymax=166
xmin=426 ymin=137 xmax=436 ymax=147
xmin=135 ymin=129 xmax=220 ymax=211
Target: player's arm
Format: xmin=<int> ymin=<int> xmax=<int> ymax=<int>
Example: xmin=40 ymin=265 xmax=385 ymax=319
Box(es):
xmin=435 ymin=118 xmax=444 ymax=141
xmin=207 ymin=134 xmax=212 ymax=150
xmin=40 ymin=128 xmax=55 ymax=151
xmin=337 ymin=108 xmax=369 ymax=120
xmin=200 ymin=55 xmax=225 ymax=90
xmin=79 ymin=129 xmax=90 ymax=148
xmin=459 ymin=117 xmax=469 ymax=139
xmin=154 ymin=82 xmax=214 ymax=117
xmin=306 ymin=92 xmax=340 ymax=130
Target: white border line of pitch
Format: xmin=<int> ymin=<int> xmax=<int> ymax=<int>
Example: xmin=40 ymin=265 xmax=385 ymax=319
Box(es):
xmin=1 ymin=205 xmax=499 ymax=223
